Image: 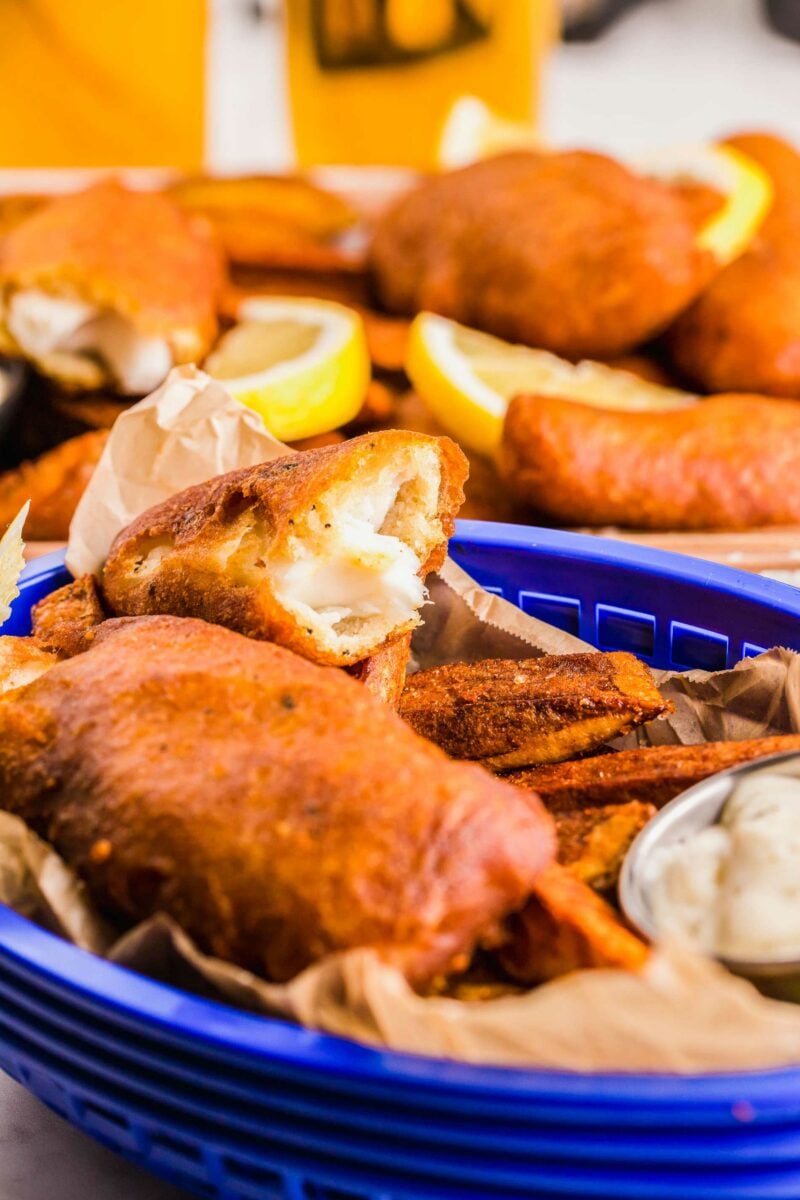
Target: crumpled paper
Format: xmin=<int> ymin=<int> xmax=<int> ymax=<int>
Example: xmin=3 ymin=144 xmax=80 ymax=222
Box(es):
xmin=66 ymin=364 xmax=293 ymax=577
xmin=5 ymin=369 xmax=800 ymax=1073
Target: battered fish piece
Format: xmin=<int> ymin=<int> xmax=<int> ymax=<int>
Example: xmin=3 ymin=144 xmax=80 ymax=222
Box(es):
xmin=398 ymin=654 xmax=668 ymax=770
xmin=102 ymin=431 xmax=467 ymax=667
xmin=669 ymin=134 xmax=800 ymax=397
xmin=345 ymin=632 xmax=411 ymax=707
xmin=499 ymin=864 xmax=649 ymax=983
xmin=30 ymin=575 xmax=107 ymax=658
xmin=0 ymin=430 xmax=107 ymax=541
xmin=506 ymin=735 xmax=800 ymax=812
xmin=501 ymin=392 xmax=800 ymax=530
xmin=0 ymin=182 xmax=224 ymax=394
xmin=0 ymin=616 xmax=555 ymax=986
xmin=370 ymin=151 xmax=717 ymax=359
xmin=554 ymin=801 xmax=656 ymax=894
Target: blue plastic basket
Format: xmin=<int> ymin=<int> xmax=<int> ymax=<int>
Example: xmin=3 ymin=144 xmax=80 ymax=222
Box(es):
xmin=3 ymin=521 xmax=800 ymax=1200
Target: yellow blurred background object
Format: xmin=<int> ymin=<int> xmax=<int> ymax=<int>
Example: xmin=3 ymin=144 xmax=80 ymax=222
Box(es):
xmin=286 ymin=0 xmax=555 ymax=168
xmin=0 ymin=0 xmax=206 ymax=168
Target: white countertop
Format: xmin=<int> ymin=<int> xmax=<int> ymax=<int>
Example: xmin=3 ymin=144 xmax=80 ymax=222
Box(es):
xmin=3 ymin=2 xmax=800 ymax=1196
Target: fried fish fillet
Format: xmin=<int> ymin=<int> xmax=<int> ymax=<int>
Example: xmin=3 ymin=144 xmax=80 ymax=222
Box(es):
xmin=501 ymin=392 xmax=800 ymax=530
xmin=506 ymin=735 xmax=800 ymax=813
xmin=102 ymin=431 xmax=468 ymax=667
xmin=370 ymin=151 xmax=717 ymax=359
xmin=30 ymin=575 xmax=107 ymax=658
xmin=554 ymin=801 xmax=656 ymax=893
xmin=345 ymin=632 xmax=411 ymax=707
xmin=0 ymin=182 xmax=224 ymax=394
xmin=0 ymin=430 xmax=107 ymax=541
xmin=0 ymin=615 xmax=555 ymax=986
xmin=499 ymin=864 xmax=649 ymax=983
xmin=668 ymin=134 xmax=800 ymax=397
xmin=398 ymin=654 xmax=668 ymax=770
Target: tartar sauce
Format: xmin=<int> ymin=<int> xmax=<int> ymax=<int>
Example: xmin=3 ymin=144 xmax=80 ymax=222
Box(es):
xmin=649 ymin=771 xmax=800 ymax=960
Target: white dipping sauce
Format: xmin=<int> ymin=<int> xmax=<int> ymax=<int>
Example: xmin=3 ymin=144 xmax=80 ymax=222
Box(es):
xmin=650 ymin=772 xmax=800 ymax=961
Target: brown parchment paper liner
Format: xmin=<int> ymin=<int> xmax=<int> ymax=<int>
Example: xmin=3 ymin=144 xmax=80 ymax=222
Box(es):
xmin=6 ymin=369 xmax=800 ymax=1072
xmin=66 ymin=364 xmax=294 ymax=577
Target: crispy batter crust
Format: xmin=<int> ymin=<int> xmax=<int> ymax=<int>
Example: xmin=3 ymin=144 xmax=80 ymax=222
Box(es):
xmin=370 ymin=150 xmax=716 ymax=358
xmin=669 ymin=133 xmax=800 ymax=397
xmin=345 ymin=632 xmax=411 ymax=708
xmin=0 ymin=636 xmax=56 ymax=694
xmin=398 ymin=654 xmax=668 ymax=769
xmin=0 ymin=182 xmax=224 ymax=364
xmin=0 ymin=430 xmax=107 ymax=542
xmin=501 ymin=392 xmax=800 ymax=531
xmin=506 ymin=735 xmax=800 ymax=812
xmin=0 ymin=615 xmax=554 ymax=986
xmin=499 ymin=863 xmax=649 ymax=983
xmin=31 ymin=575 xmax=107 ymax=658
xmin=102 ymin=431 xmax=468 ymax=666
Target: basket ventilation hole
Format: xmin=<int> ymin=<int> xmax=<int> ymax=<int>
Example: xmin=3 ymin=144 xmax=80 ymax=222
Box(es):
xmin=519 ymin=590 xmax=581 ymax=637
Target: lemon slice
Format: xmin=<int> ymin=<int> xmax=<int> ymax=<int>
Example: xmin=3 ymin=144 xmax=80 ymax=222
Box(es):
xmin=406 ymin=313 xmax=696 ymax=457
xmin=437 ymin=95 xmax=541 ymax=170
xmin=637 ymin=144 xmax=773 ymax=266
xmin=205 ymin=298 xmax=370 ymax=443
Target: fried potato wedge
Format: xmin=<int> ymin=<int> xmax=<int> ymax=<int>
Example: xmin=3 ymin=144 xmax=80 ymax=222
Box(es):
xmin=399 ymin=653 xmax=668 ymax=770
xmin=499 ymin=863 xmax=649 ymax=983
xmin=554 ymin=801 xmax=656 ymax=893
xmin=506 ymin=735 xmax=800 ymax=813
xmin=169 ymin=175 xmax=356 ymax=240
xmin=0 ymin=430 xmax=107 ymax=542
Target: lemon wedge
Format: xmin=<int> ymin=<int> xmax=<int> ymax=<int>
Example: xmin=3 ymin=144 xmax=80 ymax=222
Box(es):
xmin=406 ymin=313 xmax=696 ymax=457
xmin=637 ymin=143 xmax=773 ymax=266
xmin=437 ymin=95 xmax=541 ymax=170
xmin=205 ymin=298 xmax=370 ymax=443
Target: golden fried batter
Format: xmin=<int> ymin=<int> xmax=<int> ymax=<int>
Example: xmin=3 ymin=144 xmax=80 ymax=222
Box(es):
xmin=0 ymin=182 xmax=224 ymax=393
xmin=501 ymin=392 xmax=800 ymax=530
xmin=399 ymin=654 xmax=668 ymax=770
xmin=370 ymin=151 xmax=716 ymax=359
xmin=0 ymin=637 xmax=56 ymax=694
xmin=506 ymin=735 xmax=800 ymax=813
xmin=554 ymin=801 xmax=656 ymax=893
xmin=669 ymin=134 xmax=800 ymax=397
xmin=499 ymin=864 xmax=648 ymax=983
xmin=0 ymin=616 xmax=555 ymax=986
xmin=102 ymin=431 xmax=468 ymax=667
xmin=0 ymin=430 xmax=107 ymax=541
xmin=30 ymin=575 xmax=107 ymax=658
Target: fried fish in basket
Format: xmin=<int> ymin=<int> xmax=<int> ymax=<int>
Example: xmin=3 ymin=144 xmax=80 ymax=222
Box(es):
xmin=398 ymin=653 xmax=668 ymax=770
xmin=0 ymin=615 xmax=555 ymax=987
xmin=0 ymin=182 xmax=223 ymax=395
xmin=102 ymin=431 xmax=468 ymax=667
